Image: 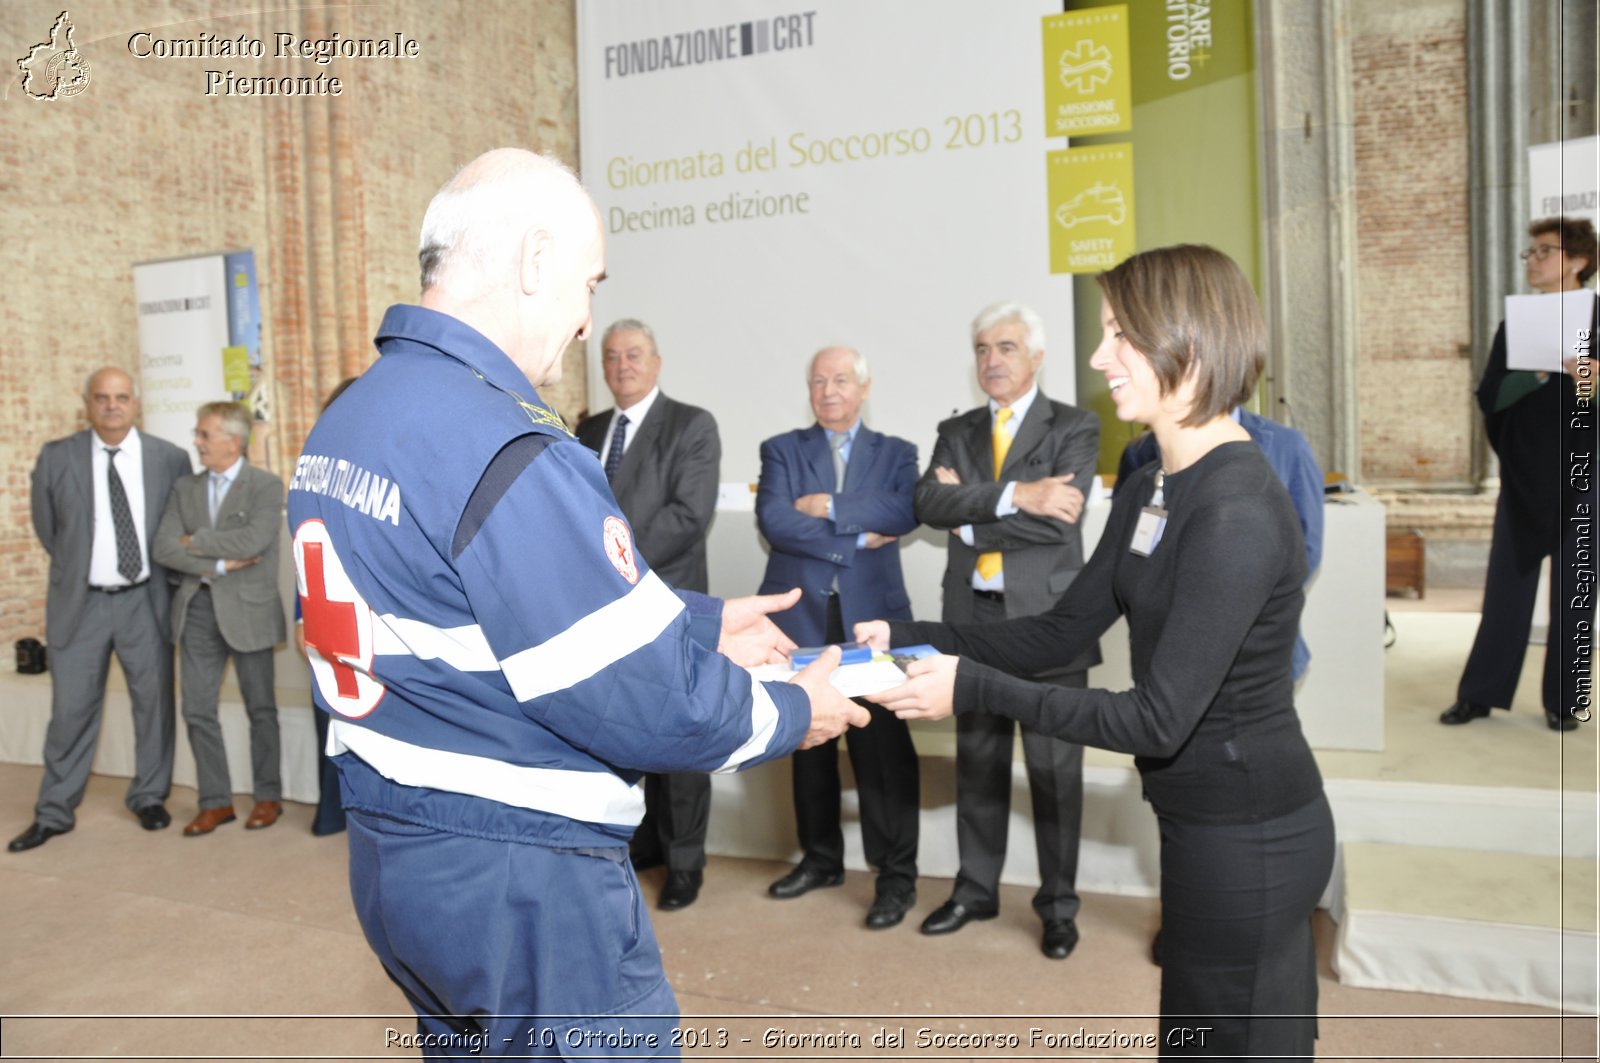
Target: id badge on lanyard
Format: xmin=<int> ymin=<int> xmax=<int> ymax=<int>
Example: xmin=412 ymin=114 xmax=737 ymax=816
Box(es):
xmin=1130 ymin=470 xmax=1168 ymax=557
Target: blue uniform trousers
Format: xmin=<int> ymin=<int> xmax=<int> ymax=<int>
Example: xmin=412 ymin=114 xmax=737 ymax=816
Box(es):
xmin=347 ymin=809 xmax=679 ymax=1059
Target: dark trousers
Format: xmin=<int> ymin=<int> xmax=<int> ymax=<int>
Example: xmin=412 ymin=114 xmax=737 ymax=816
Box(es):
xmin=629 ymin=771 xmax=710 ymax=872
xmin=311 ymin=708 xmax=347 ymax=835
xmin=1157 ymin=792 xmax=1335 ymax=1059
xmin=1459 ymin=488 xmax=1594 ymax=716
xmin=791 ymin=593 xmax=920 ymax=892
xmin=950 ymin=590 xmax=1084 ymax=922
xmin=346 ymin=809 xmax=678 ymax=1059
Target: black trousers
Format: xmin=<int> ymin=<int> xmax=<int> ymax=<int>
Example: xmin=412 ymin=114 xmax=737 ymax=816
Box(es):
xmin=1157 ymin=792 xmax=1336 ymax=1059
xmin=790 ymin=592 xmax=920 ymax=892
xmin=950 ymin=590 xmax=1085 ymax=921
xmin=629 ymin=772 xmax=710 ymax=872
xmin=1459 ymin=486 xmax=1594 ymax=717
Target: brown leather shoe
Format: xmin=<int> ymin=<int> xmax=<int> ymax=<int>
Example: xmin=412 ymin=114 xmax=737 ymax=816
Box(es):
xmin=244 ymin=801 xmax=282 ymax=830
xmin=183 ymin=807 xmax=237 ymax=836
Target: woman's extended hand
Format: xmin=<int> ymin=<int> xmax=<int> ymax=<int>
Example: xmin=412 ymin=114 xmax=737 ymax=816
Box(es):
xmin=853 ymin=620 xmax=891 ymax=651
xmin=865 ymin=654 xmax=959 ymax=720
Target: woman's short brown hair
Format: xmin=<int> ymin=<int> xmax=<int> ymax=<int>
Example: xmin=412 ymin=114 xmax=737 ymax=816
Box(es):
xmin=1529 ymin=216 xmax=1599 ymax=285
xmin=1096 ymin=244 xmax=1266 ymax=428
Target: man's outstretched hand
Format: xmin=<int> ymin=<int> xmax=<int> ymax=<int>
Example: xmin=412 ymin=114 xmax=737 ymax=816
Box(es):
xmin=719 ymin=588 xmax=802 ymax=667
xmin=788 ymin=646 xmax=871 ymax=748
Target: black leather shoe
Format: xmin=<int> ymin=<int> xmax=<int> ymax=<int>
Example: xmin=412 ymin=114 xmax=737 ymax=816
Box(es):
xmin=135 ymin=804 xmax=171 ymax=831
xmin=8 ymin=822 xmax=71 ymax=853
xmin=630 ymin=850 xmax=664 ymax=873
xmin=865 ymin=888 xmax=916 ymax=930
xmin=1150 ymin=930 xmax=1163 ymax=967
xmin=1042 ymin=918 xmax=1079 ymax=960
xmin=767 ymin=864 xmax=844 ymax=899
xmin=659 ymin=870 xmax=702 ymax=910
xmin=1439 ymin=699 xmax=1492 ymax=725
xmin=919 ymin=899 xmax=997 ymax=935
xmin=1548 ymin=709 xmax=1580 ymax=732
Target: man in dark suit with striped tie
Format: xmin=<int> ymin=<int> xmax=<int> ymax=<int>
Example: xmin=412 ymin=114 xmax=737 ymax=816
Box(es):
xmin=576 ymin=319 xmax=721 ymax=909
xmin=10 ymin=367 xmax=192 ymax=852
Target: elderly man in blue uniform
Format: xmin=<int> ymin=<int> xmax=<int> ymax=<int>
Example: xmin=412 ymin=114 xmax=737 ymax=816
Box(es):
xmin=757 ymin=346 xmax=922 ymax=930
xmin=287 ymin=148 xmax=866 ymax=1059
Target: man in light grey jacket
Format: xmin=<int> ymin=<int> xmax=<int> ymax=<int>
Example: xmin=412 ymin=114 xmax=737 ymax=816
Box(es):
xmin=154 ymin=401 xmax=287 ymax=836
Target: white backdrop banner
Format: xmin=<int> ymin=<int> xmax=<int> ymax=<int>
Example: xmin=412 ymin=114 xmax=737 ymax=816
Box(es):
xmin=1528 ymin=136 xmax=1599 ymax=231
xmin=577 ymin=0 xmax=1074 ymax=485
xmin=132 ymin=254 xmax=230 ymax=462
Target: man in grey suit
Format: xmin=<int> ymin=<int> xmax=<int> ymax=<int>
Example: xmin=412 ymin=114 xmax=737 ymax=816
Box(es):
xmin=153 ymin=401 xmax=287 ymax=836
xmin=575 ymin=319 xmax=720 ymax=909
xmin=9 ymin=367 xmax=193 ymax=852
xmin=912 ymin=301 xmax=1100 ymax=960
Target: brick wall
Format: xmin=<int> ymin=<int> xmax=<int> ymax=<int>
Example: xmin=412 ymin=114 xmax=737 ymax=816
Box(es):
xmin=1350 ymin=0 xmax=1477 ymax=488
xmin=0 ymin=0 xmax=581 ymax=646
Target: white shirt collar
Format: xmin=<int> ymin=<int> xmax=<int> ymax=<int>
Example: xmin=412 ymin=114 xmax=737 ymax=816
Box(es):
xmin=990 ymin=383 xmax=1039 ymax=425
xmin=210 ymin=455 xmax=245 ymax=483
xmin=615 ymin=385 xmax=661 ymax=425
xmin=93 ymin=425 xmax=142 ymax=457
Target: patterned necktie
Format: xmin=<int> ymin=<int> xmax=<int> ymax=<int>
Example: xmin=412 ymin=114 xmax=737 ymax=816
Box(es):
xmin=604 ymin=413 xmax=629 ymax=482
xmin=105 ymin=447 xmax=142 ymax=584
xmin=829 ymin=432 xmax=847 ymax=491
xmin=975 ymin=407 xmax=1014 ymax=581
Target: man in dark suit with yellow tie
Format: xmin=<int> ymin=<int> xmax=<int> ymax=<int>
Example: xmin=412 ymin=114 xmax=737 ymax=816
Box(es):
xmin=576 ymin=319 xmax=721 ymax=909
xmin=9 ymin=367 xmax=192 ymax=852
xmin=913 ymin=302 xmax=1100 ymax=959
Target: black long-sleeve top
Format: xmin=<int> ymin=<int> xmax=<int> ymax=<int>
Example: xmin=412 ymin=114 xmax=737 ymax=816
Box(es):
xmin=891 ymin=441 xmax=1323 ymax=826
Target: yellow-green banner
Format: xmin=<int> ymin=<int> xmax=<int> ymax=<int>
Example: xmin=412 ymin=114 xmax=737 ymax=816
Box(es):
xmin=221 ymin=345 xmax=251 ymax=394
xmin=1048 ymin=144 xmax=1136 ymax=275
xmin=1041 ymin=5 xmax=1132 ymax=138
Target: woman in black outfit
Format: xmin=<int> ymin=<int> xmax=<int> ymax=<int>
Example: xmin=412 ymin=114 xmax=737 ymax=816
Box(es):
xmin=862 ymin=245 xmax=1336 ymax=1058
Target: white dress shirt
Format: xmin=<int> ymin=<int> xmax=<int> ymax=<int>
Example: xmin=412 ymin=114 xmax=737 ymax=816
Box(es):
xmin=597 ymin=386 xmax=661 ymax=462
xmin=89 ymin=427 xmax=150 ymax=587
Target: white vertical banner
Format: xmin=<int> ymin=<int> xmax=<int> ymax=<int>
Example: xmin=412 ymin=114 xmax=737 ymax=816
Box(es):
xmin=576 ymin=0 xmax=1072 ymax=485
xmin=1528 ymin=136 xmax=1599 ymax=230
xmin=132 ymin=254 xmax=230 ymax=460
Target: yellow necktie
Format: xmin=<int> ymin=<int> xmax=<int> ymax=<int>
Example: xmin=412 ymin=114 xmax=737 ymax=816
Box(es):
xmin=975 ymin=406 xmax=1013 ymax=580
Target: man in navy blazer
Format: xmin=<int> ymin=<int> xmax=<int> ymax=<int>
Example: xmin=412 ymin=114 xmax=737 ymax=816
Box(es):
xmin=756 ymin=346 xmax=922 ymax=929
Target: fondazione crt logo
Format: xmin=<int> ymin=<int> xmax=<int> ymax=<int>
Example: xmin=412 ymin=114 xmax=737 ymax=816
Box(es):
xmin=17 ymin=10 xmax=91 ymax=100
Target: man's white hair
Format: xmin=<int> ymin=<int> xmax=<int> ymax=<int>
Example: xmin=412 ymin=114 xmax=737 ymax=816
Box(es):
xmin=417 ymin=149 xmax=588 ymax=296
xmin=807 ymin=345 xmax=870 ymax=386
xmin=970 ymin=301 xmax=1045 ymax=356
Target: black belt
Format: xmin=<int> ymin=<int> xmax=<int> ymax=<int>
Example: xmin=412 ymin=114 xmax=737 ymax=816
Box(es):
xmin=972 ymin=588 xmax=1005 ymax=603
xmin=89 ymin=580 xmax=148 ymax=595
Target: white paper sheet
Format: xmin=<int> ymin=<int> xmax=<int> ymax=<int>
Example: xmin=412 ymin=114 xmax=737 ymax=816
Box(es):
xmin=1505 ymin=289 xmax=1596 ymax=371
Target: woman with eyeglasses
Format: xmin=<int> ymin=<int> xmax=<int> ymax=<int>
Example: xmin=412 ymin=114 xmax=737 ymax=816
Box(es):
xmin=1441 ymin=216 xmax=1597 ymax=732
xmin=858 ymin=244 xmax=1336 ymax=1058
